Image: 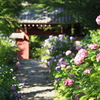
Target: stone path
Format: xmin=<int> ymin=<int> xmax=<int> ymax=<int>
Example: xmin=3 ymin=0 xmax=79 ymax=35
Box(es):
xmin=16 ymin=59 xmax=55 ymax=100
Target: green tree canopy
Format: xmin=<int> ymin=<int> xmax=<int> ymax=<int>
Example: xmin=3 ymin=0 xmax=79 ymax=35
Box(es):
xmin=0 ymin=0 xmax=24 ymax=35
xmin=26 ymin=0 xmax=100 ymax=30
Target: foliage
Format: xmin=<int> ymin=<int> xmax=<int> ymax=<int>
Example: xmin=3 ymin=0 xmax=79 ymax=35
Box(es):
xmin=41 ymin=31 xmax=100 ymax=99
xmin=0 ymin=1 xmax=25 ymax=99
xmin=0 ymin=34 xmax=18 ymax=67
xmin=81 ymin=29 xmax=100 ymax=48
xmin=26 ymin=0 xmax=100 ymax=30
xmin=41 ymin=34 xmax=79 ymax=78
xmin=0 ymin=0 xmax=24 ymax=35
xmin=30 ymin=35 xmax=48 ymax=59
xmin=0 ymin=34 xmax=22 ymax=99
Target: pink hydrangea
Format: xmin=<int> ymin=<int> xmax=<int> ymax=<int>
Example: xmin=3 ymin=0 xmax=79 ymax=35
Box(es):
xmin=96 ymin=54 xmax=100 ymax=62
xmin=96 ymin=15 xmax=100 ymax=25
xmin=78 ymin=49 xmax=88 ymax=57
xmin=74 ymin=58 xmax=84 ymax=65
xmin=66 ymin=66 xmax=71 ymax=69
xmin=74 ymin=49 xmax=88 ymax=65
xmin=64 ymin=79 xmax=74 ymax=86
xmin=88 ymin=44 xmax=99 ymax=49
xmin=84 ymin=68 xmax=90 ymax=74
xmin=74 ymin=54 xmax=85 ymax=65
xmin=65 ymin=50 xmax=72 ymax=56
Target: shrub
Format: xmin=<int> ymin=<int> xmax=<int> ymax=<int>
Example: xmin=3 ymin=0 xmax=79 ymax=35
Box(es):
xmin=0 ymin=33 xmax=22 ymax=100
xmin=0 ymin=34 xmax=18 ymax=67
xmin=41 ymin=34 xmax=78 ymax=63
xmin=53 ymin=45 xmax=100 ymax=100
xmin=42 ymin=32 xmax=100 ymax=100
xmin=81 ymin=29 xmax=100 ymax=48
xmin=41 ymin=34 xmax=79 ymax=82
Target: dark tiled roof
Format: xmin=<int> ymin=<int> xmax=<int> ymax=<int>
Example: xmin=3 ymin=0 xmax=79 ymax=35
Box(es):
xmin=18 ymin=8 xmax=71 ymax=23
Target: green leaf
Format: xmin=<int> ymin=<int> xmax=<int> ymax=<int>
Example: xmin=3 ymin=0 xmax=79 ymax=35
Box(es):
xmin=97 ymin=93 xmax=100 ymax=99
xmin=91 ymin=55 xmax=96 ymax=61
xmin=80 ymin=95 xmax=89 ymax=100
xmin=73 ymin=88 xmax=83 ymax=94
xmin=88 ymin=97 xmax=95 ymax=100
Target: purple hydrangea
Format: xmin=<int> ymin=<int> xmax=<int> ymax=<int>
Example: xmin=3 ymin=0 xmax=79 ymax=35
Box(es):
xmin=10 ymin=86 xmax=16 ymax=90
xmin=70 ymin=74 xmax=75 ymax=77
xmin=55 ymin=67 xmax=61 ymax=71
xmin=17 ymin=93 xmax=22 ymax=98
xmin=10 ymin=94 xmax=14 ymax=97
xmin=16 ymin=62 xmax=22 ymax=67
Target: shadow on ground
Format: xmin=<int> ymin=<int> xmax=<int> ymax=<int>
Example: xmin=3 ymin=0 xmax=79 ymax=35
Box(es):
xmin=16 ymin=59 xmax=55 ymax=100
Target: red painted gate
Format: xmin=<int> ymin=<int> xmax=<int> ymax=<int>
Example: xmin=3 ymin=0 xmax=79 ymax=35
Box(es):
xmin=16 ymin=40 xmax=29 ymax=59
xmin=10 ymin=30 xmax=29 ymax=59
xmin=16 ymin=30 xmax=29 ymax=59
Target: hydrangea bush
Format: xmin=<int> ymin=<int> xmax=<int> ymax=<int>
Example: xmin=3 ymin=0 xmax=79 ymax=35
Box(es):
xmin=45 ymin=42 xmax=100 ymax=100
xmin=54 ymin=44 xmax=100 ymax=100
xmin=41 ymin=34 xmax=79 ymax=80
xmin=81 ymin=29 xmax=100 ymax=49
xmin=0 ymin=34 xmax=18 ymax=66
xmin=42 ymin=21 xmax=100 ymax=99
xmin=41 ymin=34 xmax=78 ymax=63
xmin=0 ymin=34 xmax=22 ymax=99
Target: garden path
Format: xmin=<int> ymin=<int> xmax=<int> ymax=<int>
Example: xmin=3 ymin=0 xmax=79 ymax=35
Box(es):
xmin=16 ymin=59 xmax=55 ymax=100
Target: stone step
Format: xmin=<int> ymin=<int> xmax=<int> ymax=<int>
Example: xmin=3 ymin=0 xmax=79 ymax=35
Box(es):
xmin=16 ymin=59 xmax=55 ymax=100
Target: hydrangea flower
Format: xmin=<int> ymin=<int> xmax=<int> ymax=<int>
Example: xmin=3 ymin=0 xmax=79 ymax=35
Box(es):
xmin=88 ymin=44 xmax=99 ymax=49
xmin=75 ymin=93 xmax=84 ymax=100
xmin=10 ymin=86 xmax=16 ymax=90
xmin=12 ymin=76 xmax=16 ymax=79
xmin=76 ymin=46 xmax=82 ymax=50
xmin=84 ymin=68 xmax=90 ymax=74
xmin=5 ymin=65 xmax=8 ymax=68
xmin=10 ymin=69 xmax=13 ymax=72
xmin=17 ymin=93 xmax=22 ymax=98
xmin=96 ymin=15 xmax=100 ymax=25
xmin=70 ymin=36 xmax=74 ymax=40
xmin=58 ymin=34 xmax=64 ymax=38
xmin=0 ymin=34 xmax=4 ymax=36
xmin=74 ymin=55 xmax=85 ymax=65
xmin=16 ymin=62 xmax=22 ymax=67
xmin=66 ymin=66 xmax=71 ymax=69
xmin=64 ymin=79 xmax=74 ymax=86
xmin=74 ymin=49 xmax=88 ymax=65
xmin=10 ymin=94 xmax=14 ymax=97
xmin=70 ymin=74 xmax=75 ymax=77
xmin=96 ymin=54 xmax=100 ymax=62
xmin=49 ymin=35 xmax=53 ymax=38
xmin=65 ymin=50 xmax=72 ymax=56
xmin=57 ymin=61 xmax=68 ymax=67
xmin=77 ymin=49 xmax=88 ymax=57
xmin=55 ymin=66 xmax=61 ymax=71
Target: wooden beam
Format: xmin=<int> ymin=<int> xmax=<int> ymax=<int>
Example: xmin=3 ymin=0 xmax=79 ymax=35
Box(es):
xmin=28 ymin=30 xmax=61 ymax=35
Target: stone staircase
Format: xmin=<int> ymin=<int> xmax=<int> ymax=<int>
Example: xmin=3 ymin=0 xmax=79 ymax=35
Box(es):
xmin=16 ymin=59 xmax=55 ymax=100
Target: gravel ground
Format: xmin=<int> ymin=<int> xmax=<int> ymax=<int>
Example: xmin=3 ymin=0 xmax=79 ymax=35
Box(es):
xmin=16 ymin=59 xmax=55 ymax=100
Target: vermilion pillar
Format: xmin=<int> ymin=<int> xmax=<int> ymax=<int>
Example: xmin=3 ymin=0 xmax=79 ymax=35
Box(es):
xmin=15 ymin=30 xmax=29 ymax=59
xmin=16 ymin=40 xmax=29 ymax=59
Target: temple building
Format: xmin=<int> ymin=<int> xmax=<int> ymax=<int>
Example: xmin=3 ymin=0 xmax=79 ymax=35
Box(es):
xmin=10 ymin=8 xmax=81 ymax=59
